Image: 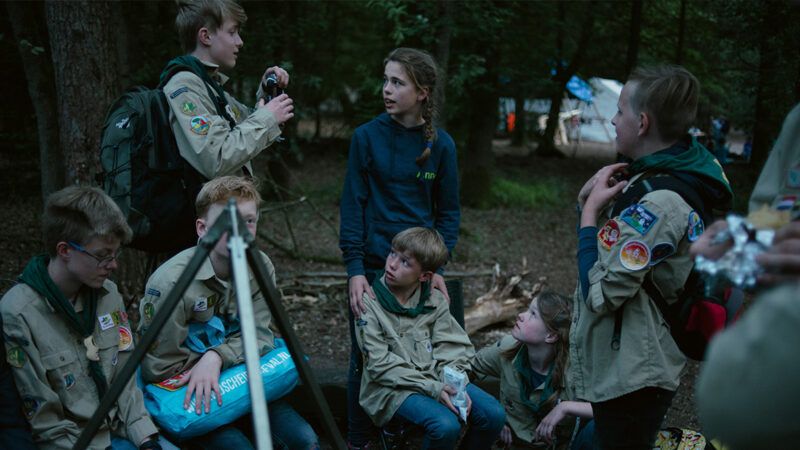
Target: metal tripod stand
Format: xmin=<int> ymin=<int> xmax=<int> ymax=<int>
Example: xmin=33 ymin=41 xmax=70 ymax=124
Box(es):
xmin=75 ymin=199 xmax=345 ymax=450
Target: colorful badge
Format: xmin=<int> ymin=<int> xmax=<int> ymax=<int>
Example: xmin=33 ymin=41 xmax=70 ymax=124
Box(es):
xmin=63 ymin=373 xmax=76 ymax=390
xmin=787 ymin=163 xmax=800 ymax=188
xmin=181 ymin=101 xmax=197 ymax=115
xmin=620 ymin=204 xmax=658 ymax=235
xmin=155 ymin=371 xmax=190 ymax=392
xmin=111 ymin=310 xmax=129 ymax=326
xmin=687 ymin=210 xmax=704 ymax=242
xmin=774 ymin=194 xmax=798 ymax=211
xmin=98 ymin=314 xmax=115 ymax=331
xmin=231 ymin=105 xmax=241 ymax=121
xmin=118 ymin=326 xmax=133 ymax=351
xmin=356 ymin=318 xmax=368 ymax=327
xmin=169 ymin=86 xmax=188 ymax=99
xmin=6 ymin=347 xmax=26 ymax=368
xmin=619 ymin=240 xmax=651 ymax=271
xmin=190 ymin=115 xmax=210 ymax=135
xmin=194 ymin=297 xmax=208 ymax=312
xmin=598 ymin=219 xmax=621 ymax=250
xmin=143 ymin=302 xmax=155 ymax=321
xmin=22 ymin=396 xmax=39 ymax=419
xmin=650 ymin=242 xmax=676 ymax=266
xmin=146 ymin=288 xmax=161 ymax=298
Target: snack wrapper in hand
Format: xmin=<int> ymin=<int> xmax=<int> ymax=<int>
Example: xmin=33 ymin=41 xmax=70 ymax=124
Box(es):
xmin=695 ymin=214 xmax=775 ymax=290
xmin=444 ymin=366 xmax=468 ymax=422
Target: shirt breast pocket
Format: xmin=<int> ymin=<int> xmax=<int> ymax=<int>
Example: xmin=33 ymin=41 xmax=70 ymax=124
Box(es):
xmin=41 ymin=350 xmax=79 ymax=392
xmin=411 ymin=330 xmax=434 ymax=366
xmin=96 ymin=329 xmax=121 ymax=377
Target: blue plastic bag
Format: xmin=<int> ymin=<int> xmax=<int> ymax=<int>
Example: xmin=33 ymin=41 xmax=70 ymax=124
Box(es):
xmin=142 ymin=339 xmax=299 ymax=440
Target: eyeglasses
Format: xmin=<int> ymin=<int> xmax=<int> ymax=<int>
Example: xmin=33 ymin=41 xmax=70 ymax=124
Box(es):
xmin=67 ymin=241 xmax=123 ymax=268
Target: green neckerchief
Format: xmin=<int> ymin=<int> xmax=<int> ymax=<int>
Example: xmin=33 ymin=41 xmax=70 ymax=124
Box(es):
xmin=18 ymin=254 xmax=108 ymax=398
xmin=159 ymin=55 xmax=236 ymax=128
xmin=372 ymin=272 xmax=436 ymax=317
xmin=628 ymin=136 xmax=733 ymax=198
xmin=513 ymin=346 xmax=554 ymax=415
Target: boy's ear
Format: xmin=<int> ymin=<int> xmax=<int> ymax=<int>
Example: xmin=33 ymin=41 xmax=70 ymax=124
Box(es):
xmin=638 ymin=111 xmax=651 ymax=137
xmin=197 ymin=27 xmax=213 ymax=47
xmin=419 ymin=270 xmax=433 ymax=283
xmin=55 ymin=241 xmax=71 ymax=260
xmin=196 ymin=217 xmax=208 ymax=238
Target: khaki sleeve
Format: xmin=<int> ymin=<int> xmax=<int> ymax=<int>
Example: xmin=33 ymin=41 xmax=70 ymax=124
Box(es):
xmin=105 ymin=292 xmax=157 ymax=445
xmin=138 ymin=281 xmax=199 ymax=383
xmin=431 ymin=299 xmax=475 ymax=379
xmin=471 ymin=337 xmax=506 ymax=381
xmin=356 ymin=296 xmax=444 ymax=399
xmin=2 ymin=311 xmax=80 ymax=449
xmin=213 ymin=253 xmax=276 ymax=370
xmin=586 ymin=191 xmax=692 ymax=313
xmin=164 ymin=72 xmax=282 ymax=179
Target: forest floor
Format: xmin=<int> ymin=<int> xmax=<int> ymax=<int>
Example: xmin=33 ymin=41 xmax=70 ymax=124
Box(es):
xmin=0 ymin=135 xmax=760 ymax=447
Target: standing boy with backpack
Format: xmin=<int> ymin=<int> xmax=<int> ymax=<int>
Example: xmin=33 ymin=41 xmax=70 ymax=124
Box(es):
xmin=164 ymin=0 xmax=294 ymax=180
xmin=571 ymin=65 xmax=732 ymax=449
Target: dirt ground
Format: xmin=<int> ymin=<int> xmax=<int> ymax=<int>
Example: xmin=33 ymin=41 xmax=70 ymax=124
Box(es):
xmin=0 ymin=137 xmax=760 ymax=444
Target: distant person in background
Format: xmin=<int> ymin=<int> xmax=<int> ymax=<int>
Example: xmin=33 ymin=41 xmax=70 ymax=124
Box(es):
xmin=339 ymin=47 xmax=461 ymax=448
xmin=711 ymin=116 xmax=730 ymax=164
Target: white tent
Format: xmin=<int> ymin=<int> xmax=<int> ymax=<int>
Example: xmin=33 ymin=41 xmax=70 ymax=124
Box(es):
xmin=573 ymin=78 xmax=622 ymax=144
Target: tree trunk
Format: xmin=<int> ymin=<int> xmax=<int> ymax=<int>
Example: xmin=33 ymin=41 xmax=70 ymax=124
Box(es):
xmin=537 ymin=3 xmax=596 ymax=158
xmin=435 ymin=0 xmax=453 ymax=128
xmin=675 ymin=0 xmax=686 ymax=65
xmin=751 ymin=0 xmax=781 ymax=169
xmin=6 ymin=1 xmax=64 ymax=199
xmin=626 ymin=0 xmax=643 ymax=77
xmin=461 ymin=60 xmax=499 ymax=208
xmin=45 ymin=0 xmax=119 ymax=185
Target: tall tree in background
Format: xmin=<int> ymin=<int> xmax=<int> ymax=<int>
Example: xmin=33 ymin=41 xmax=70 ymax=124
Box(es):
xmin=537 ymin=2 xmax=597 ymax=158
xmin=625 ymin=0 xmax=643 ymax=77
xmin=45 ymin=0 xmax=119 ymax=185
xmin=6 ymin=1 xmax=63 ymax=199
xmin=675 ymin=0 xmax=686 ymax=65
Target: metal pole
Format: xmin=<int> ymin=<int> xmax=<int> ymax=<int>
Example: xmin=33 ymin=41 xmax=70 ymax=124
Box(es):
xmin=227 ymin=200 xmax=272 ymax=450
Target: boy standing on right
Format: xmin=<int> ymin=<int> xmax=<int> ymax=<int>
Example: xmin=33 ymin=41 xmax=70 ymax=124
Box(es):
xmin=572 ymin=66 xmax=732 ymax=449
xmin=163 ymin=0 xmax=294 ymax=180
xmin=355 ymin=227 xmax=505 ymax=449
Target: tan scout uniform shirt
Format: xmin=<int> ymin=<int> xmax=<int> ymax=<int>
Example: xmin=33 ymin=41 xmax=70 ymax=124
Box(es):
xmin=138 ymin=246 xmax=276 ymax=383
xmin=697 ymin=282 xmax=800 ymax=449
xmin=355 ymin=278 xmax=475 ymax=426
xmin=473 ymin=335 xmax=576 ymax=449
xmin=163 ymin=60 xmax=282 ymax=180
xmin=0 ymin=279 xmax=157 ymax=450
xmin=749 ymin=103 xmax=800 ymax=218
xmin=569 ymin=174 xmax=689 ymax=403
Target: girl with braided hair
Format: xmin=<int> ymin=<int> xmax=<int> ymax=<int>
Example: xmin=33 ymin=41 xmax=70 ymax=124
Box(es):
xmin=472 ymin=292 xmax=595 ymax=449
xmin=339 ymin=47 xmax=460 ymax=448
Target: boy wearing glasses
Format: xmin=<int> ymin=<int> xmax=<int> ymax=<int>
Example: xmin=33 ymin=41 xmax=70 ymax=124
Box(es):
xmin=138 ymin=176 xmax=318 ymax=449
xmin=0 ymin=186 xmax=171 ymax=449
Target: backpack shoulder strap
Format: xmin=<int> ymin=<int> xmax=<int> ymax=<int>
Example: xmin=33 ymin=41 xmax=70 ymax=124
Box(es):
xmin=611 ymin=172 xmax=710 ymax=222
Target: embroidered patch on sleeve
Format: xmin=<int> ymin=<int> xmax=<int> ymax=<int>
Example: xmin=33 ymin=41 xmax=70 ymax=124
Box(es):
xmin=619 ymin=240 xmax=651 ymax=271
xmin=98 ymin=314 xmax=115 ymax=331
xmin=6 ymin=347 xmax=26 ymax=368
xmin=190 ymin=115 xmax=210 ymax=135
xmin=169 ymin=86 xmax=188 ymax=99
xmin=143 ymin=302 xmax=155 ymax=321
xmin=649 ymin=242 xmax=676 ymax=266
xmin=598 ymin=219 xmax=621 ymax=250
xmin=146 ymin=287 xmax=161 ymax=297
xmin=620 ymin=204 xmax=658 ymax=235
xmin=193 ymin=297 xmax=208 ymax=312
xmin=687 ymin=211 xmax=704 ymax=242
xmin=181 ymin=101 xmax=197 ymax=115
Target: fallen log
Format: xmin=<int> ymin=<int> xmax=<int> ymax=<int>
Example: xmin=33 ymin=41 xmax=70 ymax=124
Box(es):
xmin=464 ymin=263 xmax=546 ymax=334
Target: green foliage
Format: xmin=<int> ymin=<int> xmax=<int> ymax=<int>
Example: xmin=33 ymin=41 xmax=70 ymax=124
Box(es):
xmin=489 ymin=176 xmax=566 ymax=210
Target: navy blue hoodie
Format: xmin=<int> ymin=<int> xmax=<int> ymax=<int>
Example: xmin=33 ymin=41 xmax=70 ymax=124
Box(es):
xmin=339 ymin=113 xmax=461 ymax=276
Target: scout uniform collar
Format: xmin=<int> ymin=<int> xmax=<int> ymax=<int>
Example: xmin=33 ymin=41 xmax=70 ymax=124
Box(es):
xmin=513 ymin=346 xmax=555 ymax=415
xmin=372 ymin=272 xmax=435 ymax=317
xmin=18 ymin=254 xmax=109 ymax=398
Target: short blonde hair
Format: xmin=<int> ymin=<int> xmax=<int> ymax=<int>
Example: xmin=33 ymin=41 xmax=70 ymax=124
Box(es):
xmin=43 ymin=186 xmax=132 ymax=257
xmin=391 ymin=227 xmax=449 ymax=272
xmin=175 ymin=0 xmax=247 ymax=53
xmin=195 ymin=176 xmax=261 ymax=219
xmin=628 ymin=65 xmax=699 ymax=142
